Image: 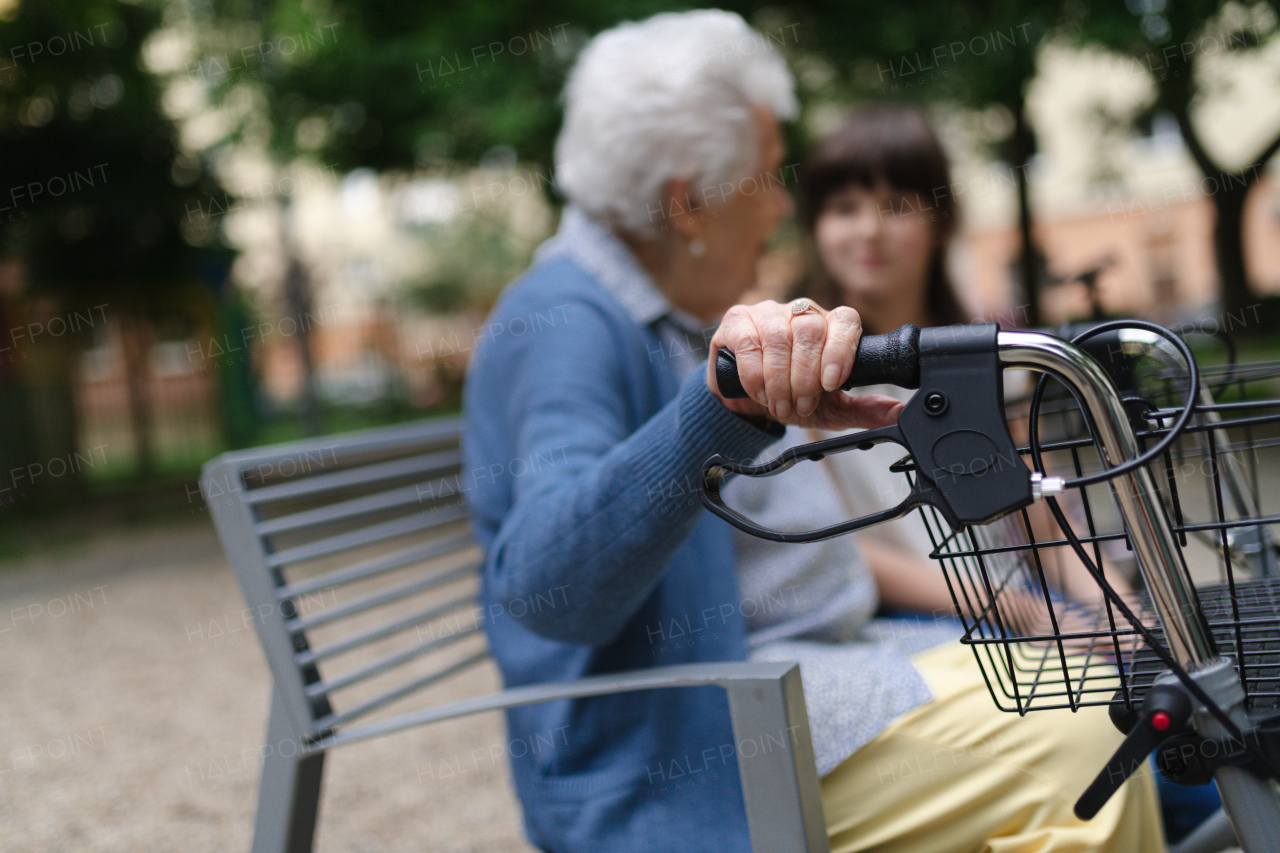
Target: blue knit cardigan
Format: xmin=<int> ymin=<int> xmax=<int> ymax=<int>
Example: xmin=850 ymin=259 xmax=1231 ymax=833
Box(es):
xmin=462 ymin=254 xmax=783 ymax=852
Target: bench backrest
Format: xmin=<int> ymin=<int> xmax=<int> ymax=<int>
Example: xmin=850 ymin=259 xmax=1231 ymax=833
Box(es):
xmin=200 ymin=416 xmax=488 ymax=741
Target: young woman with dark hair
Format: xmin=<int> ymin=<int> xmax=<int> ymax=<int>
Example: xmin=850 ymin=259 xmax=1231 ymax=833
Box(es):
xmin=799 ymin=103 xmax=1217 ymax=843
xmin=791 ymin=103 xmax=982 ymax=616
xmin=800 ymin=102 xmax=968 ymax=332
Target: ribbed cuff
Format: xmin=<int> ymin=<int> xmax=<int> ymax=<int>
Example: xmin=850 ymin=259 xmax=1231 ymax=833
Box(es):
xmin=630 ymin=369 xmax=784 ymax=521
xmin=675 ymin=367 xmax=784 ymax=456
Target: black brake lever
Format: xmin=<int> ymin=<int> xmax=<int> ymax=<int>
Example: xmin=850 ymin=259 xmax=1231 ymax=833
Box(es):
xmin=701 ymin=424 xmax=952 ymax=543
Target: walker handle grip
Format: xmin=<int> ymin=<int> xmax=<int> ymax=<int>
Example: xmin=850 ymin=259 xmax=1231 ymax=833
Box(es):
xmin=714 ymin=324 xmax=921 ymax=399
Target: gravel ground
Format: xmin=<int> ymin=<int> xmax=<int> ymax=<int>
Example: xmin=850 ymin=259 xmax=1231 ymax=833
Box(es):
xmin=0 ymin=519 xmax=537 ymax=853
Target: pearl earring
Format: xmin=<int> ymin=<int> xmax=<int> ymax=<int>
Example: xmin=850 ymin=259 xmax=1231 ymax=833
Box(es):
xmin=688 ymin=238 xmax=706 ymax=258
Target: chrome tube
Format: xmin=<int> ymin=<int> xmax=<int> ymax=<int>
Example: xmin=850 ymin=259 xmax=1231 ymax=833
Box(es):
xmin=996 ymin=331 xmax=1218 ymax=669
xmin=996 ymin=331 xmax=1280 ymax=850
xmin=1113 ymin=327 xmax=1276 ymax=578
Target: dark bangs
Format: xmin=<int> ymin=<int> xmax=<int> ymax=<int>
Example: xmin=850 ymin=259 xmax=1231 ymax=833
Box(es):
xmin=800 ymin=102 xmax=954 ymax=234
xmin=796 ymin=102 xmax=968 ymax=328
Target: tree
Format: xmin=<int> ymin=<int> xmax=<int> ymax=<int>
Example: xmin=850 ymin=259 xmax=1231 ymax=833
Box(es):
xmin=187 ymin=0 xmax=696 ymax=171
xmin=0 ymin=0 xmax=215 ymax=480
xmin=157 ymin=1 xmax=725 ymax=433
xmin=1068 ymin=0 xmax=1280 ymax=317
xmin=177 ymin=0 xmax=1278 ymax=327
xmin=787 ymin=2 xmax=1059 ymax=324
xmin=181 ymin=0 xmax=1066 ymax=322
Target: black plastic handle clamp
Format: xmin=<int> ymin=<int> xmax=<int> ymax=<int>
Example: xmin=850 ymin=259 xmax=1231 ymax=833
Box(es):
xmin=700 ymin=323 xmax=1035 ymax=542
xmin=715 ymin=323 xmax=921 ymax=399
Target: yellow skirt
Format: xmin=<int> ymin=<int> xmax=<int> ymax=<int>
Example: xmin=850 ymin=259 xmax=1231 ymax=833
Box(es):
xmin=821 ymin=642 xmax=1165 ymax=852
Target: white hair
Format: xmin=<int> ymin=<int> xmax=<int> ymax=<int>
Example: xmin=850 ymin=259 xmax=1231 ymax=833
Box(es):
xmin=555 ymin=10 xmax=798 ymax=236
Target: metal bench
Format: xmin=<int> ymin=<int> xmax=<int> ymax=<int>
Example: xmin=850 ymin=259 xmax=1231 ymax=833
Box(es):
xmin=200 ymin=415 xmax=828 ymax=853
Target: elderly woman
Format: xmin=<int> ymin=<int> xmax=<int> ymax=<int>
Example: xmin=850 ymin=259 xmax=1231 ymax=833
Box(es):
xmin=464 ymin=11 xmax=1162 ymax=853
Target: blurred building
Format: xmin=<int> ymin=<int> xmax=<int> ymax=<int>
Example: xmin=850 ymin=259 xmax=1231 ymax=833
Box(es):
xmin=952 ymin=41 xmax=1280 ymax=325
xmin=218 ymin=160 xmax=554 ymax=411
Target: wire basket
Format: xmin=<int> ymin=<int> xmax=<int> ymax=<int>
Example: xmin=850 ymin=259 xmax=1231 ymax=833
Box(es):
xmin=908 ymin=348 xmax=1280 ymax=716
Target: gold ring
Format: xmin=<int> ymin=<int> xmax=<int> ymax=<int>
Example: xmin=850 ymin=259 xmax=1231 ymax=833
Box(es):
xmin=790 ymin=299 xmax=820 ymax=317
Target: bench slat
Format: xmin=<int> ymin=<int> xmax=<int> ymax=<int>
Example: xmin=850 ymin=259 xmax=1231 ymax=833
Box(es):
xmin=318 ymin=649 xmax=490 ymax=731
xmin=245 ymin=448 xmax=463 ymax=507
xmin=212 ymin=416 xmax=462 ymax=471
xmin=255 ymin=473 xmax=466 ymax=537
xmin=289 ymin=565 xmax=476 ymax=632
xmin=266 ymin=502 xmax=468 ymax=568
xmin=296 ymin=592 xmax=482 ymax=666
xmin=276 ymin=533 xmax=476 ymax=600
xmin=202 ymin=416 xmax=499 ymax=736
xmin=306 ymin=619 xmax=483 ymax=698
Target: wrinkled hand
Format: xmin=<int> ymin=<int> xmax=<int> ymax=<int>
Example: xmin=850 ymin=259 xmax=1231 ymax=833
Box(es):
xmin=706 ymin=300 xmax=903 ymax=431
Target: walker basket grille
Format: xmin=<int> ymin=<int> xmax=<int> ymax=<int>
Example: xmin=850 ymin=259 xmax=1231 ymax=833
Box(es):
xmin=910 ymin=356 xmax=1280 ymax=716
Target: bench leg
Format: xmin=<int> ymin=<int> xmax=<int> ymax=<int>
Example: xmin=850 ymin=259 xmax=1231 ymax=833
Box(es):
xmin=251 ymin=687 xmax=326 ymax=853
xmin=726 ymin=666 xmax=830 ymax=853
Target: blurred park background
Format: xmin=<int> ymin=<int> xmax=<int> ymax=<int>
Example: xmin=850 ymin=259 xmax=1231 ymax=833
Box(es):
xmin=1 ymin=0 xmax=1279 ymax=849
xmin=1 ymin=0 xmax=1279 ymax=534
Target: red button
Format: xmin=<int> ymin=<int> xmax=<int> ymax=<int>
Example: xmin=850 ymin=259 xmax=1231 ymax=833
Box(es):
xmin=1151 ymin=711 xmax=1171 ymax=732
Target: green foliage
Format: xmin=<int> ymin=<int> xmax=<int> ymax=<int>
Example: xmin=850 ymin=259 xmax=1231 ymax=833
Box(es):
xmin=0 ymin=0 xmax=214 ymax=296
xmin=8 ymin=0 xmax=1270 ymax=314
xmin=184 ymin=0 xmax=1101 ymax=203
xmin=1062 ymin=0 xmax=1279 ymax=120
xmin=195 ymin=0 xmax=695 ymax=170
xmin=789 ymin=2 xmax=1047 ymax=104
xmin=409 ymin=277 xmax=467 ymax=314
xmin=406 ymin=208 xmax=533 ymax=314
xmin=180 ymin=0 xmax=1080 ymax=323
